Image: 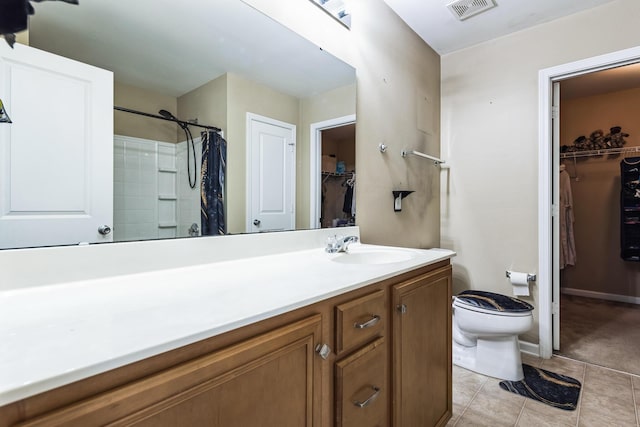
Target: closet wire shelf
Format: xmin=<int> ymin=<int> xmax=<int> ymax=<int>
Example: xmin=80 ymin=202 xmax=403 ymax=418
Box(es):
xmin=560 ymin=146 xmax=640 ymax=159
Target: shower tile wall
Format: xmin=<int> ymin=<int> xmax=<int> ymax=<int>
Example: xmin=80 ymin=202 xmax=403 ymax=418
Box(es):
xmin=114 ymin=136 xmax=203 ymax=242
xmin=114 ymin=136 xmax=159 ymax=242
xmin=157 ymin=142 xmax=178 ymax=239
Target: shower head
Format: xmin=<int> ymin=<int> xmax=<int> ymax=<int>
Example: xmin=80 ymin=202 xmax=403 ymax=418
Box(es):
xmin=158 ymin=109 xmax=176 ymax=120
xmin=158 ymin=109 xmax=187 ymax=129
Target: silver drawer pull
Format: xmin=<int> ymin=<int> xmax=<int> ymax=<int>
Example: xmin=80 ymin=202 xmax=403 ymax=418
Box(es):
xmin=353 ymin=386 xmax=381 ymax=408
xmin=354 ymin=314 xmax=380 ymax=329
xmin=315 ymin=343 xmax=332 ymax=360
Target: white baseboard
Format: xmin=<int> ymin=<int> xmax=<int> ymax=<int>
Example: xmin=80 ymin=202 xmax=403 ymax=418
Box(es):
xmin=561 ymin=287 xmax=640 ymax=305
xmin=519 ymin=340 xmax=540 ymax=357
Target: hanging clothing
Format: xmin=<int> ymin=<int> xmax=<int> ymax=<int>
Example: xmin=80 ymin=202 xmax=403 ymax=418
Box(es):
xmin=322 ymin=178 xmax=347 ymax=227
xmin=342 ymin=173 xmax=356 ymax=217
xmin=342 ymin=185 xmax=353 ymax=215
xmin=200 ymin=130 xmax=227 ymax=235
xmin=559 ymin=165 xmax=577 ymax=268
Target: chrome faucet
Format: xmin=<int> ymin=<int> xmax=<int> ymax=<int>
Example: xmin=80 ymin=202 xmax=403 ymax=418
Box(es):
xmin=188 ymin=223 xmax=200 ymax=237
xmin=326 ymin=235 xmax=359 ymax=253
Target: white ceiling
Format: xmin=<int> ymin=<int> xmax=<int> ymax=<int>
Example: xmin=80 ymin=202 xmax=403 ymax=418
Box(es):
xmin=381 ymin=0 xmax=616 ymax=55
xmin=383 ymin=0 xmax=640 ymax=98
xmin=28 ymin=0 xmax=355 ymax=98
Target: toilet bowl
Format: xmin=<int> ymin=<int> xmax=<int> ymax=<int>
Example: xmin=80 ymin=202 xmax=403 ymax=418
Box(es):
xmin=452 ymin=290 xmax=534 ymax=381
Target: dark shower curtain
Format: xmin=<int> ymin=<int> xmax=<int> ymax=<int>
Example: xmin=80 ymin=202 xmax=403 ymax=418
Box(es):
xmin=200 ymin=130 xmax=227 ymax=235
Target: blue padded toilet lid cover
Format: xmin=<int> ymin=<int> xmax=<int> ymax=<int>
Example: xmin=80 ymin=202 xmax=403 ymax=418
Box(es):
xmin=456 ymin=290 xmax=534 ymax=313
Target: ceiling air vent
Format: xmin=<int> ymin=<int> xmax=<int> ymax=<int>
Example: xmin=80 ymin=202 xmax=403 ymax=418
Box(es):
xmin=447 ymin=0 xmax=497 ymax=21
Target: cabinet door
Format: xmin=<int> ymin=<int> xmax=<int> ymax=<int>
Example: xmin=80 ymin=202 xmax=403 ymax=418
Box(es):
xmin=335 ymin=337 xmax=387 ymax=427
xmin=19 ymin=315 xmax=323 ymax=427
xmin=392 ymin=266 xmax=452 ymax=427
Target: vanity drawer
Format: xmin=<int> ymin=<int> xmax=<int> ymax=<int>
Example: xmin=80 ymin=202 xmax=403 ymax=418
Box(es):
xmin=335 ymin=337 xmax=387 ymax=427
xmin=336 ymin=290 xmax=385 ymax=354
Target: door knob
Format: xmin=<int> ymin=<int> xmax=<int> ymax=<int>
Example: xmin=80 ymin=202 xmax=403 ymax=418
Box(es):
xmin=253 ymin=219 xmax=261 ymax=226
xmin=98 ymin=225 xmax=112 ymax=235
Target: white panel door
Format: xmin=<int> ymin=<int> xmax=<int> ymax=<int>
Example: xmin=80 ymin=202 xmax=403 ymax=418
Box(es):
xmin=0 ymin=44 xmax=113 ymax=249
xmin=247 ymin=113 xmax=295 ymax=233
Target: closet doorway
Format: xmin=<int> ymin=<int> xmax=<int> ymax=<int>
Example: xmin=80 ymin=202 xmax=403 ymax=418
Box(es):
xmin=555 ymin=64 xmax=640 ymax=375
xmin=539 ymin=46 xmax=640 ymax=369
xmin=319 ymin=124 xmax=355 ymax=228
xmin=309 ymin=115 xmax=356 ymax=229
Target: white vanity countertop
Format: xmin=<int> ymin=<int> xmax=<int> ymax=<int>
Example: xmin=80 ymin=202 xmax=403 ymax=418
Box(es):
xmin=0 ymin=244 xmax=454 ymax=406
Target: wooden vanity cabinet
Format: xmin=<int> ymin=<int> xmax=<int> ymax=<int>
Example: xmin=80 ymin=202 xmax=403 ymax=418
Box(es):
xmin=335 ymin=289 xmax=385 ymax=355
xmin=335 ymin=337 xmax=387 ymax=427
xmin=0 ymin=261 xmax=452 ymax=427
xmin=392 ymin=265 xmax=453 ymax=427
xmin=13 ymin=315 xmax=323 ymax=427
xmin=334 ymin=290 xmax=388 ymax=426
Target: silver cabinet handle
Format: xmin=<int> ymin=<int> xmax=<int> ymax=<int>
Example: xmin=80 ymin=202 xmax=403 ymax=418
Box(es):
xmin=353 ymin=386 xmax=381 ymax=408
xmin=315 ymin=343 xmax=331 ymax=360
xmin=354 ymin=314 xmax=380 ymax=329
xmin=98 ymin=225 xmax=112 ymax=235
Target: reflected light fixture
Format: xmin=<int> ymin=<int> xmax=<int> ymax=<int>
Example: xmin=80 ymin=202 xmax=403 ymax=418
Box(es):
xmin=0 ymin=98 xmax=11 ymax=123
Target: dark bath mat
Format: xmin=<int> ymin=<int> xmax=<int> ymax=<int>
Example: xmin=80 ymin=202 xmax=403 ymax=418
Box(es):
xmin=499 ymin=364 xmax=581 ymax=411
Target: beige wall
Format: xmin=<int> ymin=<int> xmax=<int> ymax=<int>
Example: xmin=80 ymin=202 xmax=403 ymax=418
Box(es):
xmin=351 ymin=0 xmax=440 ymax=247
xmin=16 ymin=31 xmax=29 ymax=46
xmin=114 ymin=82 xmax=178 ymax=143
xmin=178 ymin=74 xmax=228 ymax=139
xmin=561 ymin=88 xmax=640 ymax=298
xmin=245 ymin=0 xmax=442 ymax=248
xmin=441 ymin=0 xmax=640 ymax=343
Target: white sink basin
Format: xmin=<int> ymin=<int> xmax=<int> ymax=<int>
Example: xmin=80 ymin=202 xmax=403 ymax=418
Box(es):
xmin=330 ymin=248 xmax=415 ymax=265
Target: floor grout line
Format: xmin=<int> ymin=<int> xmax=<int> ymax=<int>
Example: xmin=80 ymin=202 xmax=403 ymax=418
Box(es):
xmin=513 ymin=396 xmax=527 ymax=426
xmin=574 ymin=361 xmax=587 ymax=427
xmin=632 ymin=377 xmax=639 ymax=427
xmin=451 ymin=376 xmax=488 ymax=426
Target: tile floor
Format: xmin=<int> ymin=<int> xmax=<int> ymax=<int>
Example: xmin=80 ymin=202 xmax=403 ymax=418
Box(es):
xmin=447 ymin=354 xmax=640 ymax=426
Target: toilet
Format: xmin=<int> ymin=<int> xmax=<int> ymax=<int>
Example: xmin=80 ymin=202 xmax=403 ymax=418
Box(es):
xmin=452 ymin=290 xmax=534 ymax=381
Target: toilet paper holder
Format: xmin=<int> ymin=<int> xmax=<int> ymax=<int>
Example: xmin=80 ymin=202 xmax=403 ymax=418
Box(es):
xmin=505 ymin=271 xmax=536 ymax=282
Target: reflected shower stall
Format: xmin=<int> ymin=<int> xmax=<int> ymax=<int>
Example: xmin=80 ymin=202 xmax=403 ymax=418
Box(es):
xmin=112 ymin=107 xmax=224 ymax=242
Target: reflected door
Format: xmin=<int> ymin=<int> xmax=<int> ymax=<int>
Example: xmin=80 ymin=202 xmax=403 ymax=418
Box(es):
xmin=0 ymin=44 xmax=113 ymax=249
xmin=247 ymin=113 xmax=295 ymax=233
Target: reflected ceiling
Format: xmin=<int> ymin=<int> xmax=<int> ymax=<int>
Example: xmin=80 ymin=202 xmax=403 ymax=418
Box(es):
xmin=30 ymin=0 xmax=355 ymax=98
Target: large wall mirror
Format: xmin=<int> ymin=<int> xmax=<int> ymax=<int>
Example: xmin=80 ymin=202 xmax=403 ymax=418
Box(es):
xmin=1 ymin=0 xmax=355 ymax=250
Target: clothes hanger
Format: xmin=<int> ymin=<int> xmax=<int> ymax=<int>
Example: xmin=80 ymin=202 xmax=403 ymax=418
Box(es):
xmin=563 ymin=156 xmax=580 ymax=181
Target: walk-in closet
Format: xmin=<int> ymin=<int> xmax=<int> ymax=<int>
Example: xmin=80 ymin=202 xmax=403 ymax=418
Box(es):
xmin=320 ymin=124 xmax=356 ymax=228
xmin=556 ymin=65 xmax=640 ymax=375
